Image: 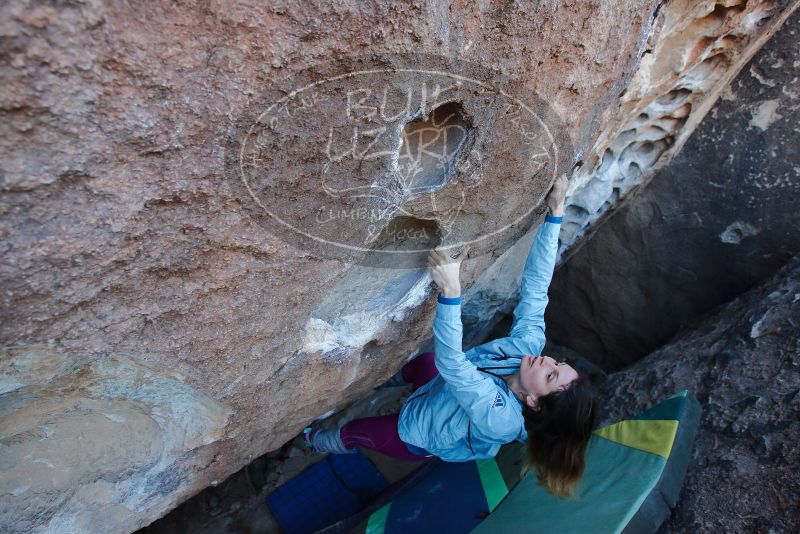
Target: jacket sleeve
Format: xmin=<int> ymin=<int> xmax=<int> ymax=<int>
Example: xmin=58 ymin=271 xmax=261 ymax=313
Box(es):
xmin=508 ymin=215 xmax=562 ymax=344
xmin=433 ymin=295 xmax=519 ymax=440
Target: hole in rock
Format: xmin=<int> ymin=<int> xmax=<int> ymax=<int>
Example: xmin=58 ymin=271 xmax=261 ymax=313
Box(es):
xmin=624 ymin=162 xmax=642 ymax=181
xmin=714 ymin=2 xmax=746 ymax=16
xmin=712 ymin=35 xmax=739 ymax=53
xmin=562 ymin=221 xmax=581 ymax=239
xmin=655 ymin=88 xmax=692 ymax=108
xmin=637 ymin=125 xmax=669 ymax=142
xmin=670 ymin=103 xmax=693 ymax=120
xmin=628 ymin=114 xmax=650 ymax=129
xmin=620 ymin=139 xmax=669 ymax=170
xmin=597 ymin=149 xmax=616 ymax=176
xmin=690 ymin=3 xmax=741 ymax=36
xmin=617 ymin=128 xmax=638 ymax=146
xmin=680 ymin=55 xmax=727 ymax=90
xmin=565 ymin=204 xmax=590 ymax=220
xmin=312 ymin=217 xmax=441 ymax=345
xmin=396 ymin=102 xmax=475 ymax=193
xmin=689 ymin=36 xmax=718 ymax=64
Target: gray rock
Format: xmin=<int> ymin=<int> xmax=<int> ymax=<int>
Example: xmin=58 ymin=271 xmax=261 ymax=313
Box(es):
xmin=0 ymin=346 xmax=229 ymax=534
xmin=597 ymin=256 xmax=800 ymax=533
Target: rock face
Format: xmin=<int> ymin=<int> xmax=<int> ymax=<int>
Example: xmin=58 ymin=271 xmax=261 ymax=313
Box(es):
xmin=0 ymin=1 xmax=797 ymax=532
xmin=0 ymin=346 xmax=229 ymax=533
xmin=596 ymin=255 xmax=800 ymax=533
xmin=557 ymin=0 xmax=800 ymax=252
xmin=546 ymin=8 xmax=800 ymax=371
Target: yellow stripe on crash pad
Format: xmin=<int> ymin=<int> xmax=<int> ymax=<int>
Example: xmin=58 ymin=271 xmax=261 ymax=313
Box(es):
xmin=593 ymin=419 xmax=679 ymax=459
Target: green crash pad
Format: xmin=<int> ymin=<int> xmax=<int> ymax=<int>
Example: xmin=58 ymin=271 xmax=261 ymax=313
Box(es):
xmin=344 ymin=390 xmax=700 ymax=534
xmin=471 ymin=390 xmax=701 ymax=534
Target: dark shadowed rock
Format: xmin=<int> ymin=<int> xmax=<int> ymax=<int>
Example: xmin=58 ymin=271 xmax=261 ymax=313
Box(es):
xmin=597 ymin=256 xmax=800 ymax=533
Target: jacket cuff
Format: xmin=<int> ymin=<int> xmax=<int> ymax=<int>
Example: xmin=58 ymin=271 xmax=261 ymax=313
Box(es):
xmin=545 ymin=214 xmax=563 ymax=224
xmin=435 ymin=298 xmax=462 ymax=322
xmin=437 ymin=294 xmax=462 ymax=305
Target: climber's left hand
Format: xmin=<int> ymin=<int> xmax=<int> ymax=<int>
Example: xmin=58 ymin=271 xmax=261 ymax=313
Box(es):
xmin=546 ymin=173 xmax=569 ymax=216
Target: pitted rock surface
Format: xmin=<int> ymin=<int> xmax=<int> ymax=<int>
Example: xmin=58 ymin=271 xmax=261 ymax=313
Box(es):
xmin=547 ymin=8 xmax=800 ymax=370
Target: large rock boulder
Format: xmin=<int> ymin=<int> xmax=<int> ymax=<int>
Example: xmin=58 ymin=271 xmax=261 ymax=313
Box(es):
xmin=0 ymin=0 xmax=796 ymax=531
xmin=597 ymin=255 xmax=800 ymax=533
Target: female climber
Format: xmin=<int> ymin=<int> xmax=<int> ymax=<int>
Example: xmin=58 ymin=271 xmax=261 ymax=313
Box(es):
xmin=305 ymin=174 xmax=598 ymax=499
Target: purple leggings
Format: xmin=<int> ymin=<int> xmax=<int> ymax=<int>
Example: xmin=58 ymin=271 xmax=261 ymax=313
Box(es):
xmin=340 ymin=351 xmax=438 ymax=462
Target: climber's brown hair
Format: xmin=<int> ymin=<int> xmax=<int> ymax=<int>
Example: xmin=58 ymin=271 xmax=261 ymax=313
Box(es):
xmin=521 ymin=373 xmax=597 ymax=499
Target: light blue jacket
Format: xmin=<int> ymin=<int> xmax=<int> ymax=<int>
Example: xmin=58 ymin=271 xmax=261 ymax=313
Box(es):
xmin=397 ymin=216 xmax=562 ymax=461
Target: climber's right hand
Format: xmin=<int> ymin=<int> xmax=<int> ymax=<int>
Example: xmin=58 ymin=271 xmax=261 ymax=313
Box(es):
xmin=427 ymin=245 xmax=469 ymax=298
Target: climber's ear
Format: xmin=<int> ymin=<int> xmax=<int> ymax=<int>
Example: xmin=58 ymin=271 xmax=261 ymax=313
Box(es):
xmin=525 ymin=394 xmax=540 ymax=412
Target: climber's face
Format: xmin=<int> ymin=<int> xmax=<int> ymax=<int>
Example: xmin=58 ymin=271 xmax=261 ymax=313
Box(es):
xmin=519 ymin=355 xmax=578 ymax=410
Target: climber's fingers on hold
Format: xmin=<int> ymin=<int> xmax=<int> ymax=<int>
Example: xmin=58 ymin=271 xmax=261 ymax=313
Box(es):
xmin=430 ymin=247 xmax=448 ymax=263
xmin=430 ymin=245 xmax=469 ymax=264
xmin=552 ymin=173 xmax=569 ymax=196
